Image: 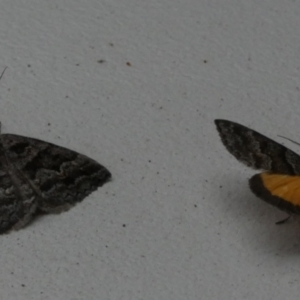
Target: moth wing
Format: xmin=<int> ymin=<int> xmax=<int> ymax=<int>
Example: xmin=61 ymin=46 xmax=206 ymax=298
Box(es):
xmin=215 ymin=119 xmax=300 ymax=175
xmin=0 ymin=170 xmax=37 ymax=234
xmin=249 ymin=173 xmax=300 ymax=214
xmin=0 ymin=134 xmax=111 ymax=213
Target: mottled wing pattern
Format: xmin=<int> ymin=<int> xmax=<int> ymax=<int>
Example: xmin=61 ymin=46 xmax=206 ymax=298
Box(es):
xmin=215 ymin=119 xmax=300 ymax=175
xmin=1 ymin=134 xmax=111 ymax=214
xmin=0 ymin=165 xmax=37 ymax=233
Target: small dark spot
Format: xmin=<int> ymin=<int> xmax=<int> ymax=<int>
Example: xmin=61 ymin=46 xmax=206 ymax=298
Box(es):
xmin=122 ymin=224 xmax=126 ymax=227
xmin=109 ymin=43 xmax=114 ymax=47
xmin=194 ymin=204 xmax=197 ymax=208
xmin=148 ymin=160 xmax=151 ymax=163
xmin=76 ymin=63 xmax=80 ymax=66
xmin=10 ymin=142 xmax=29 ymax=154
xmin=98 ymin=60 xmax=105 ymax=64
xmin=203 ymin=60 xmax=207 ymax=63
xmin=47 ymin=123 xmax=51 ymax=126
xmin=65 ymin=95 xmax=69 ymax=98
xmin=27 ymin=64 xmax=31 ymax=68
xmin=21 ymin=284 xmax=25 ymax=287
xmin=219 ymin=185 xmax=223 ymax=188
xmin=126 ymin=62 xmax=131 ymax=66
xmin=159 ymin=106 xmax=163 ymax=109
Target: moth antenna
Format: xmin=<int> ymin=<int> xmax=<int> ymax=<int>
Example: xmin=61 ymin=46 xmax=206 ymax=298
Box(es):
xmin=277 ymin=135 xmax=300 ymax=147
xmin=0 ymin=67 xmax=7 ymax=82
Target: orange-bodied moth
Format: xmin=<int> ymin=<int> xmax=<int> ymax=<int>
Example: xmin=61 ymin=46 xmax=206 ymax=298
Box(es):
xmin=215 ymin=119 xmax=300 ymax=222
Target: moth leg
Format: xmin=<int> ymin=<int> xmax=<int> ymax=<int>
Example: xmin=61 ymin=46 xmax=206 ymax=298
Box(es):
xmin=275 ymin=215 xmax=291 ymax=225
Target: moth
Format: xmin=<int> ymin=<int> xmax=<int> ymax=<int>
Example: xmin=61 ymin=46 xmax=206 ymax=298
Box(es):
xmin=0 ymin=127 xmax=111 ymax=234
xmin=215 ymin=119 xmax=300 ymax=219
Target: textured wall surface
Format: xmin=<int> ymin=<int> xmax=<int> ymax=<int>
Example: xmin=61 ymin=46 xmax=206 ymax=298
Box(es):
xmin=0 ymin=0 xmax=299 ymax=299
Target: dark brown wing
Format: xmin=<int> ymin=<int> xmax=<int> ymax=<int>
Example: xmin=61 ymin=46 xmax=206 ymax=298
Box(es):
xmin=215 ymin=119 xmax=300 ymax=175
xmin=1 ymin=134 xmax=111 ymax=213
xmin=0 ymin=163 xmax=37 ymax=233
